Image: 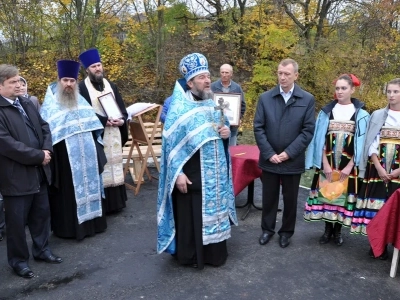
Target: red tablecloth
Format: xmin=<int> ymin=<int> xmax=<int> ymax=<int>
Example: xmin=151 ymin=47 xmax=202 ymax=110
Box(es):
xmin=230 ymin=145 xmax=262 ymax=196
xmin=367 ymin=188 xmax=400 ymax=257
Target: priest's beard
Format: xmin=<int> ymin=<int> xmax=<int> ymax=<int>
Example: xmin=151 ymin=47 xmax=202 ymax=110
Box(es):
xmin=88 ymin=70 xmax=104 ymax=83
xmin=56 ymin=82 xmax=79 ymax=109
xmin=193 ymin=88 xmax=213 ymax=100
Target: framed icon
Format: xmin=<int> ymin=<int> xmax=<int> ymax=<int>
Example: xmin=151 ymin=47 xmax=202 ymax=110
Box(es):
xmin=213 ymin=92 xmax=241 ymax=126
xmin=98 ymin=92 xmax=123 ymax=119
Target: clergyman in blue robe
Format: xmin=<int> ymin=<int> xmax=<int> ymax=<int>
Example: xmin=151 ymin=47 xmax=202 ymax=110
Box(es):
xmin=157 ymin=53 xmax=238 ymax=269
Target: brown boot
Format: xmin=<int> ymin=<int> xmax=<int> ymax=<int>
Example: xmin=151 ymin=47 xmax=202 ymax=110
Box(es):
xmin=319 ymin=222 xmax=333 ymax=244
xmin=333 ymin=223 xmax=343 ymax=246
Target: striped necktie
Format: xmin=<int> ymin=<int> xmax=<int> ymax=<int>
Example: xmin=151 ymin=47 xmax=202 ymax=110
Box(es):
xmin=13 ymin=99 xmax=30 ymax=121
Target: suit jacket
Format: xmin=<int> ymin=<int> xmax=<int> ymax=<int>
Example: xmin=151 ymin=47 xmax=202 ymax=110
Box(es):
xmin=253 ymin=84 xmax=315 ymax=174
xmin=0 ymin=95 xmax=52 ymax=196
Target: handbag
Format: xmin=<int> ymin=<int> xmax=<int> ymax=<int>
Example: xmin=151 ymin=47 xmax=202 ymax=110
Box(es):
xmin=317 ymin=170 xmax=348 ymax=207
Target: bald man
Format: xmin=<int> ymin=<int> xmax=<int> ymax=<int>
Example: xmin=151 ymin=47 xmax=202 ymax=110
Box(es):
xmin=211 ymin=64 xmax=246 ymax=146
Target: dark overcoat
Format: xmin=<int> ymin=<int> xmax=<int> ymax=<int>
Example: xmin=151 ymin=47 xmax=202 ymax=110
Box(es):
xmin=0 ymin=96 xmax=52 ymax=196
xmin=253 ymin=84 xmax=315 ymax=174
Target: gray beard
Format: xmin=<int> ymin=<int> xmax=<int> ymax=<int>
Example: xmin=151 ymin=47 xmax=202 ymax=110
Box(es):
xmin=56 ymin=82 xmax=79 ymax=109
xmin=88 ymin=71 xmax=104 ymax=83
xmin=194 ymin=89 xmax=213 ymax=100
xmin=199 ymin=90 xmax=214 ymax=100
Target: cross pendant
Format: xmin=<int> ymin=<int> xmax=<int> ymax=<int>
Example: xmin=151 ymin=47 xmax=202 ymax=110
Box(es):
xmin=214 ymin=97 xmax=228 ymax=127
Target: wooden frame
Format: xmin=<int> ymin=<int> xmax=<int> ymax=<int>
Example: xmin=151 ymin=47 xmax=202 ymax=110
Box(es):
xmin=213 ymin=92 xmax=241 ymax=126
xmin=98 ymin=92 xmax=124 ymax=119
xmin=123 ymin=104 xmax=162 ymax=195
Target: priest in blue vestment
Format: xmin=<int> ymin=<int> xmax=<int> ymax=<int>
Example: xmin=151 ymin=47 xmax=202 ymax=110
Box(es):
xmin=157 ymin=53 xmax=238 ymax=269
xmin=40 ymin=60 xmax=107 ymax=241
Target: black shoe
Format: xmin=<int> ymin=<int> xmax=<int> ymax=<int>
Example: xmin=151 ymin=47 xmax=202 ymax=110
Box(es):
xmin=279 ymin=236 xmax=290 ymax=248
xmin=319 ymin=222 xmax=333 ymax=244
xmin=369 ymin=246 xmax=388 ymax=260
xmin=378 ymin=249 xmax=389 ymax=260
xmin=13 ymin=266 xmax=34 ymax=279
xmin=0 ymin=232 xmax=3 ymax=241
xmin=34 ymin=253 xmax=63 ymax=264
xmin=259 ymin=233 xmax=272 ymax=245
xmin=334 ymin=235 xmax=343 ymax=246
xmin=368 ymin=247 xmax=375 ymax=258
xmin=333 ymin=223 xmax=343 ymax=246
xmin=319 ymin=232 xmax=331 ymax=244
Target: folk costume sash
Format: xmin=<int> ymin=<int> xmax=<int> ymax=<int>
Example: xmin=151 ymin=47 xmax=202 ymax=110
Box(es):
xmin=157 ymin=81 xmax=238 ymax=254
xmin=84 ymin=77 xmax=124 ymax=188
xmin=327 ymin=120 xmax=355 ymax=170
xmin=379 ymin=126 xmax=400 ymax=174
xmin=41 ymin=83 xmax=104 ymax=224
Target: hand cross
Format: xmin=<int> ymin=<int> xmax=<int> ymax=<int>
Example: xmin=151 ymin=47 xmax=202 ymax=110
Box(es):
xmin=214 ymin=97 xmax=228 ymax=126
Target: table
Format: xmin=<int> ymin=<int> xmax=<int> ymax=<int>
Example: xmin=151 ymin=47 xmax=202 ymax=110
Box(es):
xmin=367 ymin=188 xmax=400 ymax=277
xmin=230 ymin=145 xmax=263 ymax=220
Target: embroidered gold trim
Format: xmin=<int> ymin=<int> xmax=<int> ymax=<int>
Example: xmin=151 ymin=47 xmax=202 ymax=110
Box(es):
xmin=328 ymin=120 xmax=355 ymax=134
xmin=380 ymin=126 xmax=400 ymax=140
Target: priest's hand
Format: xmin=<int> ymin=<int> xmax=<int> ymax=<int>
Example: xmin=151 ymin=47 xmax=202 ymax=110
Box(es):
xmin=218 ymin=125 xmax=230 ymax=139
xmin=176 ymin=174 xmax=192 ymax=194
xmin=110 ymin=118 xmax=124 ymax=127
xmin=42 ymin=150 xmax=51 ymax=166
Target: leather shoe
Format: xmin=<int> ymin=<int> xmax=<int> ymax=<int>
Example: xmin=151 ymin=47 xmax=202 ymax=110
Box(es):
xmin=13 ymin=267 xmax=34 ymax=279
xmin=369 ymin=247 xmax=388 ymax=260
xmin=259 ymin=233 xmax=272 ymax=245
xmin=34 ymin=253 xmax=63 ymax=264
xmin=279 ymin=236 xmax=290 ymax=248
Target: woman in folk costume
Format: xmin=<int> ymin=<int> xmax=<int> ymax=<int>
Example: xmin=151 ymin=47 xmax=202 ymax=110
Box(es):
xmin=351 ymin=78 xmax=400 ymax=259
xmin=304 ymin=74 xmax=369 ymax=245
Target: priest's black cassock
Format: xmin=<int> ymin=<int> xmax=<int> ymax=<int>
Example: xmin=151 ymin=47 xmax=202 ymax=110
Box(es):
xmin=49 ymin=135 xmax=107 ymax=240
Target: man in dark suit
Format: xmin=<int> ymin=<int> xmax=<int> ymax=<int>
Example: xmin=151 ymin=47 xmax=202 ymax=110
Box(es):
xmin=254 ymin=58 xmax=315 ymax=248
xmin=0 ymin=64 xmax=62 ymax=279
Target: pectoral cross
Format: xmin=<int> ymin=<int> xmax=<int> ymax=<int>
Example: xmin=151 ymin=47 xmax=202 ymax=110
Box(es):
xmin=214 ymin=97 xmax=228 ymax=126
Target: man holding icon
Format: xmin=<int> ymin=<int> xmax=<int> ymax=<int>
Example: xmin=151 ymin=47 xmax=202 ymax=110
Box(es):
xmin=79 ymin=48 xmax=129 ymax=214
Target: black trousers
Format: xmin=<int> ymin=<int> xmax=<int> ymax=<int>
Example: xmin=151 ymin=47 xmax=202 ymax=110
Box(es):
xmin=0 ymin=197 xmax=4 ymax=234
xmin=261 ymin=171 xmax=301 ymax=238
xmin=3 ymin=184 xmax=51 ymax=269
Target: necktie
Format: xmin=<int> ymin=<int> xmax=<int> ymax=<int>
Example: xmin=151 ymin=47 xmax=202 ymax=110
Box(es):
xmin=13 ymin=99 xmax=30 ymax=121
xmin=13 ymin=99 xmax=39 ymax=139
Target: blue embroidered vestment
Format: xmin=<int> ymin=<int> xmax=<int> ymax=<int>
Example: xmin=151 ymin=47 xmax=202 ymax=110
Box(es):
xmin=157 ymin=81 xmax=238 ymax=254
